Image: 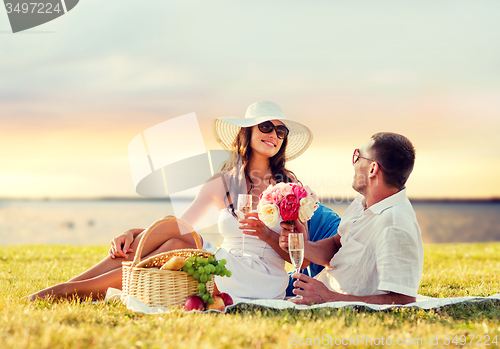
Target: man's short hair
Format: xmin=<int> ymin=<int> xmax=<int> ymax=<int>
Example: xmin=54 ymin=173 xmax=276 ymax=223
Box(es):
xmin=370 ymin=132 xmax=415 ymax=189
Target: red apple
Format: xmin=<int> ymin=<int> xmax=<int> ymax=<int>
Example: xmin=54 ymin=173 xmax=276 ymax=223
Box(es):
xmin=206 ymin=295 xmax=225 ymax=311
xmin=218 ymin=292 xmax=233 ymax=306
xmin=184 ymin=295 xmax=205 ymax=311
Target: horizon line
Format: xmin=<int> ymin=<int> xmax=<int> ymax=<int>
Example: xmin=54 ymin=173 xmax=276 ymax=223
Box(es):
xmin=1 ymin=196 xmax=499 ymax=204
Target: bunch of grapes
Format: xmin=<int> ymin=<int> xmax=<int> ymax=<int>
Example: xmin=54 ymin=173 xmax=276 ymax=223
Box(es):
xmin=182 ymin=255 xmax=232 ymax=305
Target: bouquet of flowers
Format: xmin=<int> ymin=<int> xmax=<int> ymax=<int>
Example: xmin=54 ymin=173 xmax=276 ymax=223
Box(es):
xmin=257 ymin=182 xmax=320 ymax=227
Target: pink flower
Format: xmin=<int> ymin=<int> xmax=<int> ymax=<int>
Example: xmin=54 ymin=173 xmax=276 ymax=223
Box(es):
xmin=277 ymin=183 xmax=293 ymax=196
xmin=258 ymin=182 xmax=320 ymax=227
xmin=291 ymin=184 xmax=308 ymax=200
xmin=279 ymin=194 xmax=300 ymax=221
xmin=260 ymin=191 xmax=274 ymax=205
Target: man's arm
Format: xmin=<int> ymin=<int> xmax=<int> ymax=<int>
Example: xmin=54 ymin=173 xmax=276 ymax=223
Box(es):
xmin=306 ymin=235 xmax=341 ymax=267
xmin=280 ymin=220 xmax=342 ymax=267
xmin=290 ymin=273 xmax=415 ymax=305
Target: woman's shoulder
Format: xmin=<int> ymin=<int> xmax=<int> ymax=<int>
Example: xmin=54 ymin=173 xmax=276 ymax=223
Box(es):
xmin=212 ymin=172 xmax=232 ymax=187
xmin=213 ymin=171 xmax=230 ymax=180
xmin=198 ymin=172 xmax=229 ymax=196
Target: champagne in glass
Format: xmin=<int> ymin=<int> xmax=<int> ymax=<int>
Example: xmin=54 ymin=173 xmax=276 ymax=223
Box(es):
xmin=288 ymin=232 xmax=304 ymax=299
xmin=237 ymin=194 xmax=252 ymax=256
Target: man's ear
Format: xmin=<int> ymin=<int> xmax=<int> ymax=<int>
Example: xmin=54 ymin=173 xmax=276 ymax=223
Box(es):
xmin=368 ymin=162 xmax=379 ymax=179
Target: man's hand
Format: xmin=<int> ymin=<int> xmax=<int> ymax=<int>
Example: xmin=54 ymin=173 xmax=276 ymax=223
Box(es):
xmin=108 ymin=228 xmax=143 ymax=259
xmin=289 ymin=273 xmax=417 ymax=305
xmin=288 ymin=272 xmax=336 ymax=305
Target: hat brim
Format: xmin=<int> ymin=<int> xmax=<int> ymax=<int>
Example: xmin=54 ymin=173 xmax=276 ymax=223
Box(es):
xmin=212 ymin=116 xmax=313 ymax=162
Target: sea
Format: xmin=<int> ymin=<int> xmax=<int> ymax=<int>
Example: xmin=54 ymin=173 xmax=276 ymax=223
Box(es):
xmin=0 ymin=199 xmax=499 ymax=246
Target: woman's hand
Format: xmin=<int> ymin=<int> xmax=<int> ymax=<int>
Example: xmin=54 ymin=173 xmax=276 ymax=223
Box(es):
xmin=108 ymin=228 xmax=144 ymax=259
xmin=240 ymin=213 xmax=311 ymax=269
xmin=279 ymin=219 xmax=309 ymax=251
xmin=238 ymin=212 xmax=273 ymax=243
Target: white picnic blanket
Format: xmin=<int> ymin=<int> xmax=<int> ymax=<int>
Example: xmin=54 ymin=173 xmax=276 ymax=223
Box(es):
xmin=104 ymin=288 xmax=500 ymax=315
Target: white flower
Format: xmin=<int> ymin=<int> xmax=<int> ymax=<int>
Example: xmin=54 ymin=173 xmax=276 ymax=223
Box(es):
xmin=304 ymin=185 xmax=319 ymax=202
xmin=299 ymin=196 xmax=319 ymax=222
xmin=258 ymin=203 xmax=280 ymax=227
xmin=257 ymin=199 xmax=265 ymax=212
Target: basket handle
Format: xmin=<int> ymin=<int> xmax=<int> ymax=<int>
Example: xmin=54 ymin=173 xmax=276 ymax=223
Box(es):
xmin=132 ymin=215 xmax=203 ymax=266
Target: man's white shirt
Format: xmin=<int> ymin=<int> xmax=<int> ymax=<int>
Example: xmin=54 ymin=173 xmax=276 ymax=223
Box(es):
xmin=315 ymin=189 xmax=424 ymax=297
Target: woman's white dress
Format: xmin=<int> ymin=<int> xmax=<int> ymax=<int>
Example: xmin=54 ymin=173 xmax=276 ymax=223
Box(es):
xmin=202 ymin=208 xmax=288 ymax=299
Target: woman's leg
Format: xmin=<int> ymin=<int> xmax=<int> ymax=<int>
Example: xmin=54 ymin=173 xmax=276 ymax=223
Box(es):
xmin=68 ymin=220 xmax=198 ymax=282
xmin=27 ymin=226 xmax=198 ymax=301
xmin=27 ymin=267 xmax=124 ymax=301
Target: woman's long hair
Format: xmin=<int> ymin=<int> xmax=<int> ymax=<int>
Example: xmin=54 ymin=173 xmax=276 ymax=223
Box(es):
xmin=220 ymin=126 xmax=299 ymax=217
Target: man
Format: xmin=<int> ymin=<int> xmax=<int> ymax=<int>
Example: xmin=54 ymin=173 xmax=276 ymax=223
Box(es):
xmin=280 ymin=132 xmax=423 ymax=305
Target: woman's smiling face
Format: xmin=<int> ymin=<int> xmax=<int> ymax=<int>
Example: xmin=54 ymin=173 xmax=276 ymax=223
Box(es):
xmin=249 ymin=120 xmax=285 ymax=159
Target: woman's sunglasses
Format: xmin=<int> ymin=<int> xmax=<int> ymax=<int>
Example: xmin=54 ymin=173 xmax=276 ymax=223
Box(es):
xmin=257 ymin=121 xmax=289 ymax=139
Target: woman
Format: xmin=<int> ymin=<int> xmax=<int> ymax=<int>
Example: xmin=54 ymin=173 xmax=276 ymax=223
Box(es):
xmin=27 ymin=101 xmax=313 ymax=301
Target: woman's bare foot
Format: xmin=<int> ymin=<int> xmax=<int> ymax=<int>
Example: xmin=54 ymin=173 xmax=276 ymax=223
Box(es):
xmin=24 ymin=283 xmax=69 ymax=302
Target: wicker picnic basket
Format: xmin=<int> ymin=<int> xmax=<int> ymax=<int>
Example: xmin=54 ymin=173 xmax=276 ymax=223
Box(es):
xmin=122 ymin=216 xmax=215 ymax=308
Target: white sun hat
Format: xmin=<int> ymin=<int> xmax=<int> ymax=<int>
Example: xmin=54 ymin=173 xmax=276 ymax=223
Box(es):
xmin=212 ymin=101 xmax=313 ymax=161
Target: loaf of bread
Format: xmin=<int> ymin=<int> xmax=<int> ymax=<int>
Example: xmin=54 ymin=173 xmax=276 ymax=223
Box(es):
xmin=160 ymin=256 xmax=186 ymax=271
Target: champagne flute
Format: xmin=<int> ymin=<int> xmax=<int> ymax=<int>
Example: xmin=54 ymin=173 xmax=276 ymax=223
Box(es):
xmin=237 ymin=194 xmax=252 ymax=256
xmin=288 ymin=232 xmax=304 ymax=299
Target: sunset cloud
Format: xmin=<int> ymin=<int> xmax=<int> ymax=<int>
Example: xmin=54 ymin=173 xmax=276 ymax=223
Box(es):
xmin=1 ymin=1 xmax=499 ymax=198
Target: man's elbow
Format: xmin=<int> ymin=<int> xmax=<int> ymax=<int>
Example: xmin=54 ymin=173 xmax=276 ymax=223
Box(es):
xmin=401 ymin=296 xmax=416 ymax=305
xmin=389 ymin=293 xmax=415 ymax=305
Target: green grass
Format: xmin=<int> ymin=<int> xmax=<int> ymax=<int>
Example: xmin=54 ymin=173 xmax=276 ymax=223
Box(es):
xmin=1 ymin=243 xmax=499 ymax=348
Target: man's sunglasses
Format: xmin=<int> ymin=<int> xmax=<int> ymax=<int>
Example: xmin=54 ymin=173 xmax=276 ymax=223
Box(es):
xmin=352 ymin=148 xmax=384 ymax=171
xmin=257 ymin=121 xmax=289 ymax=139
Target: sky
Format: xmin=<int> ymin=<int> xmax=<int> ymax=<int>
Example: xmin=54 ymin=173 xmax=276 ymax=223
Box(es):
xmin=1 ymin=0 xmax=499 ymax=200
